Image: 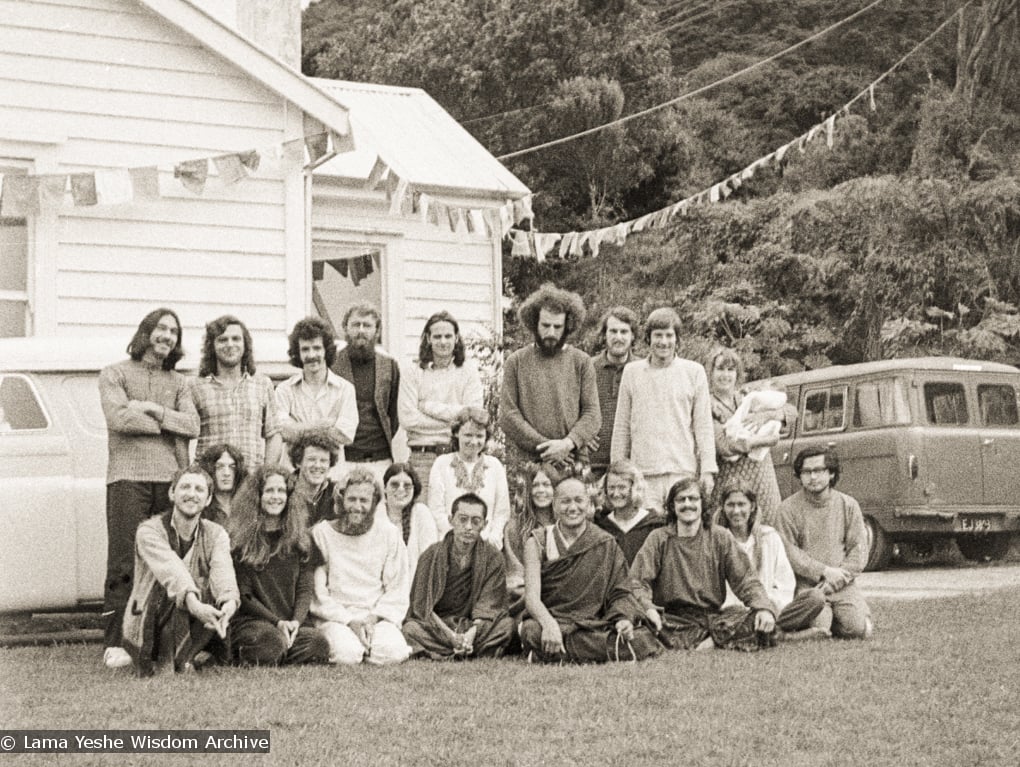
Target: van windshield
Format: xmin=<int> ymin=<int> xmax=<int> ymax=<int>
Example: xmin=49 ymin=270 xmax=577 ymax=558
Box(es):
xmin=853 ymin=378 xmax=910 ymax=427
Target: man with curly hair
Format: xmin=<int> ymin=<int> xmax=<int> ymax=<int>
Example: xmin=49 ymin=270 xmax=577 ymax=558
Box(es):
xmin=275 ymin=316 xmax=357 ymax=471
xmin=499 ymin=284 xmax=601 ymax=468
xmin=191 ymin=315 xmax=282 ymax=468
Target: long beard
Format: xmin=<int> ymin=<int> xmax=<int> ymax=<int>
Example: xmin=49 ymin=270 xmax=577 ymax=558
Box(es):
xmin=336 ymin=510 xmax=374 ymax=536
xmin=347 ymin=342 xmax=374 ymax=363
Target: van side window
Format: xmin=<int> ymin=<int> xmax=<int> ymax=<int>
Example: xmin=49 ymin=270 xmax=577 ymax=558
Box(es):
xmin=0 ymin=374 xmax=49 ymax=431
xmin=978 ymin=384 xmax=1018 ymax=426
xmin=802 ymin=386 xmax=847 ymax=433
xmin=853 ymin=379 xmax=911 ymax=427
xmin=924 ymin=382 xmax=968 ymax=425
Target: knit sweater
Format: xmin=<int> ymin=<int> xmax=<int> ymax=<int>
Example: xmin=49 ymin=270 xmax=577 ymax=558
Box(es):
xmin=99 ymin=358 xmax=199 ymax=483
xmin=774 ymin=489 xmax=868 ymax=588
xmin=499 ymin=344 xmax=600 ymax=459
xmin=610 ymin=357 xmax=717 ymax=477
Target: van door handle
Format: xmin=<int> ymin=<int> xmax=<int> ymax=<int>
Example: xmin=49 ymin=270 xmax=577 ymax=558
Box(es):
xmin=782 ymin=452 xmax=789 ymax=462
xmin=826 ymin=441 xmax=836 ymax=448
xmin=982 ymin=438 xmax=994 ymax=446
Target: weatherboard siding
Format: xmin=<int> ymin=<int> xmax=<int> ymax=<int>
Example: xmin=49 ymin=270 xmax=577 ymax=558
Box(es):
xmin=311 ymin=181 xmax=502 ymax=364
xmin=0 ymin=0 xmax=301 ymax=354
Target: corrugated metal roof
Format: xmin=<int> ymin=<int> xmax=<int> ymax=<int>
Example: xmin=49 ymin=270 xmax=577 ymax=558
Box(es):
xmin=309 ymin=78 xmax=530 ymax=199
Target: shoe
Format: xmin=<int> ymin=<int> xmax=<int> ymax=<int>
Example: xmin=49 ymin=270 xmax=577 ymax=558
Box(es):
xmin=192 ymin=650 xmax=214 ymax=670
xmin=103 ymin=647 xmax=132 ymax=669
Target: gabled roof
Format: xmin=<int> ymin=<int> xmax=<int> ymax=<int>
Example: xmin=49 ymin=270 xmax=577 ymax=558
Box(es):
xmin=309 ymin=78 xmax=530 ymax=200
xmin=135 ymin=0 xmax=353 ymax=138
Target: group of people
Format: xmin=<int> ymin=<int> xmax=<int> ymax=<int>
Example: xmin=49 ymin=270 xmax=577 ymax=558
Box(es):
xmin=99 ymin=283 xmax=872 ymax=674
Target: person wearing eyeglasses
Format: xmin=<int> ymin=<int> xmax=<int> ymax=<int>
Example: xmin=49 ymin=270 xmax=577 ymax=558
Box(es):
xmin=377 ymin=462 xmax=439 ymax=581
xmin=403 ymin=494 xmax=513 ymax=660
xmin=774 ymin=447 xmax=873 ymax=640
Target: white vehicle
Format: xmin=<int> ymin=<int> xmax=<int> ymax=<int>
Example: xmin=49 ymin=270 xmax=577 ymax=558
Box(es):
xmin=0 ymin=337 xmax=295 ymax=614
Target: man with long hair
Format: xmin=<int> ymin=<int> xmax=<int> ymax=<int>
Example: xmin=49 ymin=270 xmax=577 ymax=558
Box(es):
xmin=99 ymin=308 xmax=200 ymax=669
xmin=275 ymin=316 xmax=357 ymax=471
xmin=499 ymin=283 xmax=601 ymax=467
xmin=398 ymin=311 xmax=483 ymax=493
xmin=330 ymin=303 xmax=400 ymax=483
xmin=191 ymin=315 xmax=281 ymax=467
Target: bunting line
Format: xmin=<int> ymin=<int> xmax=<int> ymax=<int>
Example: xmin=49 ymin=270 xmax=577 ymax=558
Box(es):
xmin=501 ymin=0 xmax=971 ymax=260
xmin=0 ymin=129 xmax=354 ymax=216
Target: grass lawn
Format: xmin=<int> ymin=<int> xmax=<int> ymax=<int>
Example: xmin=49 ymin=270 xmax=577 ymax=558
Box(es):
xmin=2 ymin=590 xmax=1017 ymax=767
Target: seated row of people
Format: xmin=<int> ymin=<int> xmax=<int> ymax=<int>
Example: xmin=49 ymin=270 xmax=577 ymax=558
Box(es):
xmin=121 ymin=443 xmax=871 ymax=674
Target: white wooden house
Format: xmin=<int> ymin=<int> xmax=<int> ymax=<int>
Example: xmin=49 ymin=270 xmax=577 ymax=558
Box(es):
xmin=0 ymin=0 xmax=530 ymax=362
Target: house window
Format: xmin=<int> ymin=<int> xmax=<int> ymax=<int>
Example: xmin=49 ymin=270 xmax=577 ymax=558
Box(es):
xmin=0 ymin=163 xmax=30 ymax=337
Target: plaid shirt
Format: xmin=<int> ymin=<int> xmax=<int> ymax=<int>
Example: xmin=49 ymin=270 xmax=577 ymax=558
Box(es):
xmin=191 ymin=372 xmax=280 ymax=467
xmin=99 ymin=358 xmax=199 ymax=483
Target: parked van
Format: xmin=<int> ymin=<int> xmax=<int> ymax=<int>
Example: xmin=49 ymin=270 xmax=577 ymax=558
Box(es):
xmin=762 ymin=357 xmax=1020 ymax=570
xmin=0 ymin=337 xmax=297 ymax=614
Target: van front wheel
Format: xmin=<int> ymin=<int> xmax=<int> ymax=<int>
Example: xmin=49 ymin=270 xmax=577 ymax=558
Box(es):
xmin=863 ymin=517 xmax=893 ymax=571
xmin=955 ymin=533 xmax=1012 ymax=563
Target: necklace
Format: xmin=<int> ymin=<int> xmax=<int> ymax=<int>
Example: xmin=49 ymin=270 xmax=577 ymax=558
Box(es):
xmin=452 ymin=454 xmax=486 ymax=493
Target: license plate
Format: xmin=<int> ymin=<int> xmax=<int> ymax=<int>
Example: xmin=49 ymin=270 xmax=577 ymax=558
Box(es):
xmin=959 ymin=517 xmax=992 ymax=532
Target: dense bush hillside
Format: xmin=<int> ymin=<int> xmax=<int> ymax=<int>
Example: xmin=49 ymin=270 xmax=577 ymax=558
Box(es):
xmin=304 ymin=0 xmax=1020 ymax=369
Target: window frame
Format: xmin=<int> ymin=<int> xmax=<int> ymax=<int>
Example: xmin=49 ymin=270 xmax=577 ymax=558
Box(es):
xmin=0 ymin=373 xmax=52 ymax=433
xmin=800 ymin=384 xmax=848 ymax=435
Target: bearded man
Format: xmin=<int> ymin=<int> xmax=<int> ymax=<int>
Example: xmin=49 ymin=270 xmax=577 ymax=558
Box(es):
xmin=309 ymin=468 xmax=412 ymax=665
xmin=331 ymin=303 xmax=400 ymax=484
xmin=499 ymin=284 xmax=600 ymax=468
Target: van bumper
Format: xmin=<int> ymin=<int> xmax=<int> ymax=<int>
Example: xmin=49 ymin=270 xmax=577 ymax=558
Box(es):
xmin=879 ymin=507 xmax=1020 ymax=535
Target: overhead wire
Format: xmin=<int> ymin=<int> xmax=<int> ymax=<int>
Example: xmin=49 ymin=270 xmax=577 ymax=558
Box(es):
xmin=496 ymin=0 xmax=892 ymax=160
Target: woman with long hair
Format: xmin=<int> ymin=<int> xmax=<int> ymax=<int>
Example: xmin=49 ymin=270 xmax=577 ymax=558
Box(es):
xmin=716 ymin=484 xmax=826 ymax=637
xmin=503 ymin=462 xmax=566 ymax=600
xmin=708 ymin=349 xmax=794 ymax=525
xmin=427 ymin=407 xmax=510 ymax=549
xmin=378 ymin=462 xmax=439 ymax=581
xmin=197 ymin=443 xmax=246 ymax=527
xmin=228 ymin=466 xmax=329 ymax=666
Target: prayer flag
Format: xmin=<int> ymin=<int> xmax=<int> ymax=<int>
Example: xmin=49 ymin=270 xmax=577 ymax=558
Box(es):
xmin=868 ymin=84 xmax=876 ymax=111
xmin=39 ymin=175 xmax=68 ymax=207
xmin=239 ymin=151 xmax=260 ymax=172
xmin=559 ymin=232 xmax=577 ymax=258
xmin=70 ymin=173 xmax=98 ymax=206
xmin=513 ymin=195 xmax=534 ymax=224
xmin=331 ymin=129 xmax=356 ymax=155
xmin=365 ymin=156 xmax=387 ymax=191
xmin=129 ymin=167 xmax=160 ymax=200
xmin=510 ymin=229 xmax=532 ymax=257
xmin=213 ymin=154 xmax=247 ymax=186
xmin=174 ymin=159 xmax=208 ymax=194
xmin=305 ymin=132 xmax=329 ymax=165
xmin=824 ymin=115 xmax=836 ymax=149
xmin=389 ymin=177 xmax=409 ymax=216
xmin=498 ymin=204 xmax=513 ymax=238
xmin=94 ymin=169 xmax=133 ymax=204
xmin=709 ymin=184 xmax=720 ymax=203
xmin=468 ymin=209 xmax=487 ymax=236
